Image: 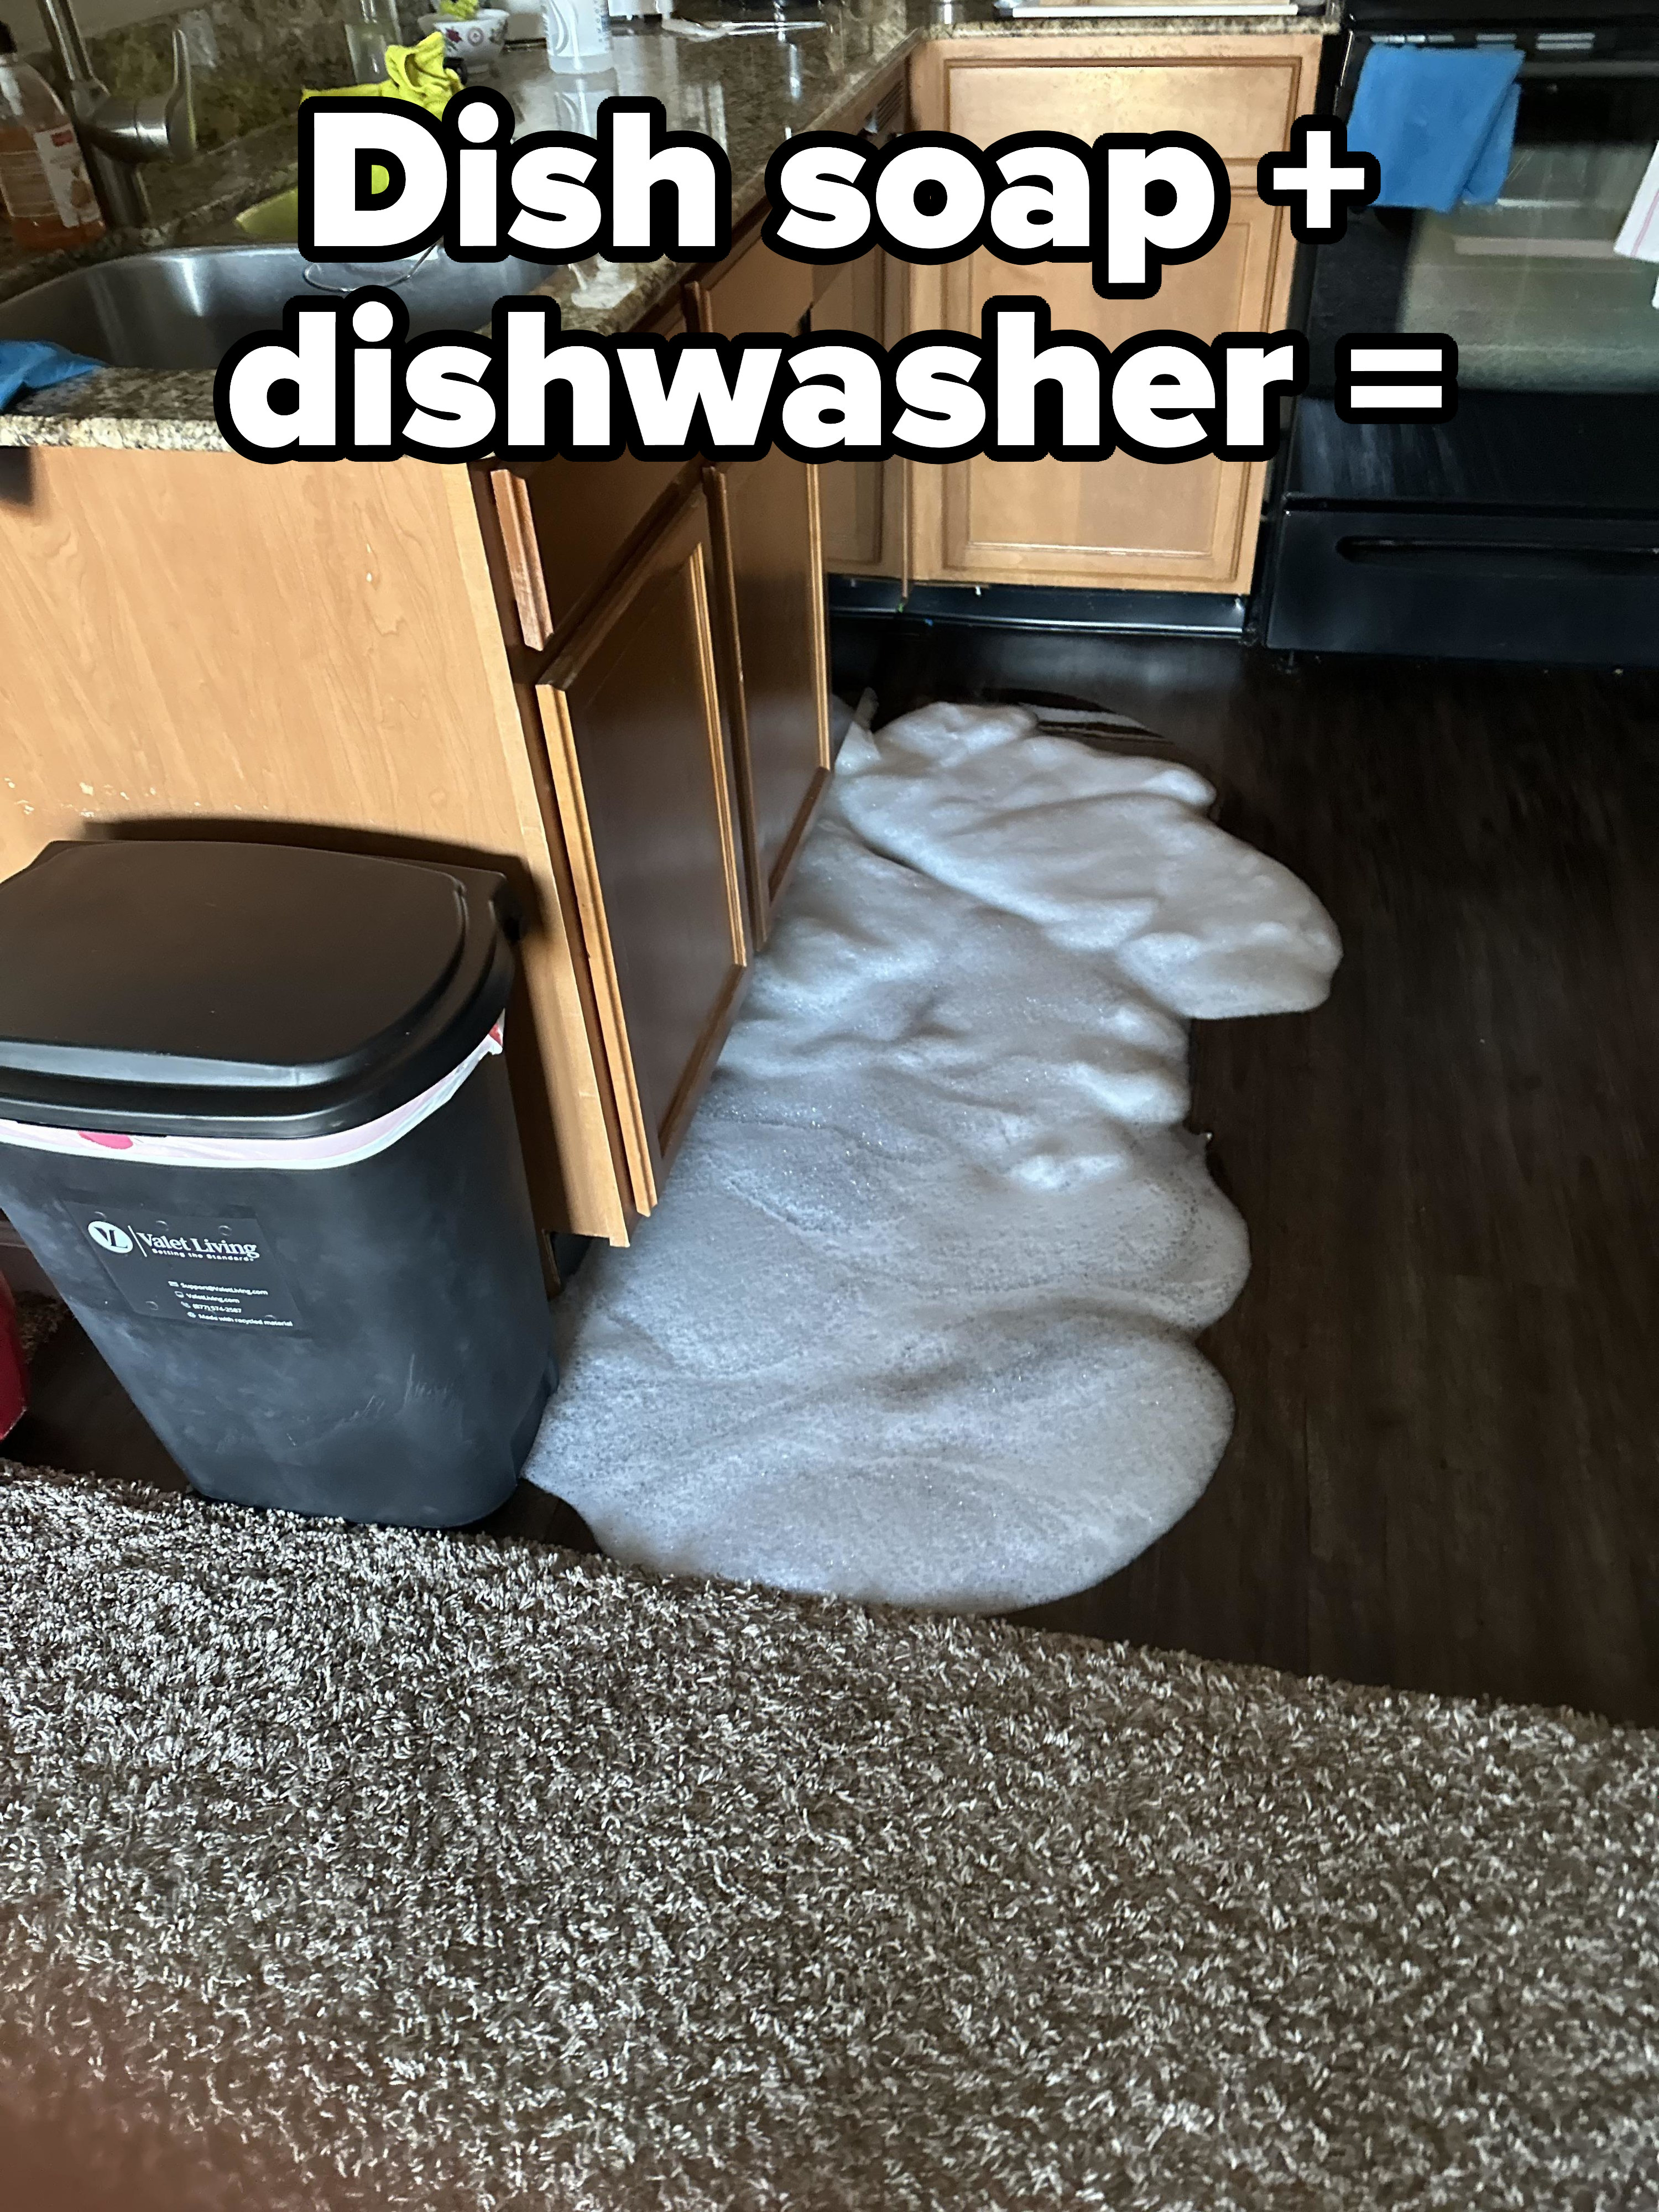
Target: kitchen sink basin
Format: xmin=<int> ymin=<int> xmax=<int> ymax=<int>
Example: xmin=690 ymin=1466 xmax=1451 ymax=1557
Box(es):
xmin=0 ymin=246 xmax=550 ymax=372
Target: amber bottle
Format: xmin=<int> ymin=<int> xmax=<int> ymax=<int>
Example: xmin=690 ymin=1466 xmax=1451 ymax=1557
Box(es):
xmin=0 ymin=19 xmax=105 ymax=253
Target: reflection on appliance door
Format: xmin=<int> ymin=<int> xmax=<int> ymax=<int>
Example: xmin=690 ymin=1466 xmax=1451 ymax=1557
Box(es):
xmin=1401 ymin=143 xmax=1659 ymax=389
xmin=1265 ymin=7 xmax=1659 ymax=665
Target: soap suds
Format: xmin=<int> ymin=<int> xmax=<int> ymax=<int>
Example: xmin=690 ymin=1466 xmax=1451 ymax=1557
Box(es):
xmin=527 ymin=703 xmax=1340 ymax=1611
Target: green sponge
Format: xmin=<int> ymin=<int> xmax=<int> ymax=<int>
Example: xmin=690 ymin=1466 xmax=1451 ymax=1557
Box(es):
xmin=235 ymin=187 xmax=300 ymax=241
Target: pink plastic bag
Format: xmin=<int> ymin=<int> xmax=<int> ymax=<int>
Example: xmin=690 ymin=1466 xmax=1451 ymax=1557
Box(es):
xmin=0 ymin=1274 xmax=27 ymax=1441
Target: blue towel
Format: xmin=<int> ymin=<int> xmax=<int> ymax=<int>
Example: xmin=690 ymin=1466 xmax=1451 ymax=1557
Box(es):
xmin=1349 ymin=45 xmax=1524 ymax=215
xmin=0 ymin=338 xmax=103 ymax=411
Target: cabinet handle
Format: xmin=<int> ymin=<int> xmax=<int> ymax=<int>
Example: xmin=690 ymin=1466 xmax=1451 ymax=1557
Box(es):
xmin=490 ymin=471 xmax=554 ymax=652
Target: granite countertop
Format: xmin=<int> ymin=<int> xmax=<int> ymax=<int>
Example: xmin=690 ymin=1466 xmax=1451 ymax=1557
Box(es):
xmin=0 ymin=0 xmax=1338 ymax=452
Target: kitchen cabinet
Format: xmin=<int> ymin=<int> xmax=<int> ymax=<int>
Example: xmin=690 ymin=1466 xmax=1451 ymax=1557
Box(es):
xmin=535 ymin=486 xmax=750 ymax=1216
xmin=691 ymin=230 xmax=813 ymax=352
xmin=0 ymin=30 xmax=1326 ymax=1253
xmin=704 ymin=453 xmax=833 ymax=942
xmin=813 ymin=246 xmax=909 ymax=580
xmin=0 ymin=242 xmax=834 ymax=1249
xmin=488 ymin=295 xmax=692 ymax=656
xmin=0 ymin=445 xmax=622 ymax=1237
xmin=0 ymin=444 xmax=765 ymax=1251
xmin=489 ymin=444 xmax=691 ymax=655
xmin=688 ymin=228 xmax=835 ymax=942
xmin=907 ymin=34 xmax=1322 ymax=596
xmin=915 ymin=186 xmax=1292 ymax=591
xmin=812 ymin=72 xmax=910 ymax=581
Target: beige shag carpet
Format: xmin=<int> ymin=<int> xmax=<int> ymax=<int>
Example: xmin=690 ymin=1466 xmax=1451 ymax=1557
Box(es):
xmin=1 ymin=1464 xmax=1656 ymax=2212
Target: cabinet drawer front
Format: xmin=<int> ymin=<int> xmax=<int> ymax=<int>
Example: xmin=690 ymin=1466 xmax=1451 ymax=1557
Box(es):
xmin=945 ymin=58 xmax=1305 ymax=163
xmin=536 ymin=491 xmax=750 ymax=1214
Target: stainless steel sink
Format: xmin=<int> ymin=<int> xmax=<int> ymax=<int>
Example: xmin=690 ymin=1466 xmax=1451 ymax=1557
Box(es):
xmin=0 ymin=245 xmax=550 ymax=372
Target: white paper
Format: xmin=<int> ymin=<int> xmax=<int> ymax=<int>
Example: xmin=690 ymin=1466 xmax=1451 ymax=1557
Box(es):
xmin=1614 ymin=140 xmax=1659 ymax=265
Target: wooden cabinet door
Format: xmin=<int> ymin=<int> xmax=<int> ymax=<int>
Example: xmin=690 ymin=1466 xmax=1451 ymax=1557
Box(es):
xmin=689 ymin=223 xmax=834 ymax=942
xmin=488 ymin=296 xmax=691 ymax=655
xmin=925 ymin=44 xmax=1312 ymax=163
xmin=536 ymin=488 xmax=750 ymax=1218
xmin=915 ymin=190 xmax=1292 ymax=592
xmin=813 ymin=247 xmax=907 ymax=579
xmin=908 ymin=34 xmax=1318 ymax=594
xmin=706 ymin=452 xmax=833 ymax=943
xmin=693 ymin=231 xmax=814 ymax=346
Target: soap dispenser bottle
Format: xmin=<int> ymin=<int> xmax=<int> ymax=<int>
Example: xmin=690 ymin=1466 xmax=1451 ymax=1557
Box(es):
xmin=0 ymin=18 xmax=105 ymax=252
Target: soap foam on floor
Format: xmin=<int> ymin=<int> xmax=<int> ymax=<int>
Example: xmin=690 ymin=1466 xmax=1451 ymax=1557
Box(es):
xmin=526 ymin=703 xmax=1341 ymax=1612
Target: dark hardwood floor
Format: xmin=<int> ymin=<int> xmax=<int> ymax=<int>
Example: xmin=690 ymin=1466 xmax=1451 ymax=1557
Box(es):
xmin=845 ymin=620 xmax=1659 ymax=1724
xmin=3 ymin=1313 xmax=597 ymax=1553
xmin=10 ymin=627 xmax=1659 ymax=1721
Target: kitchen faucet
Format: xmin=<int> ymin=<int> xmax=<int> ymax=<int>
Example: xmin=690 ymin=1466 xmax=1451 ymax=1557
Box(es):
xmin=35 ymin=0 xmax=196 ymax=230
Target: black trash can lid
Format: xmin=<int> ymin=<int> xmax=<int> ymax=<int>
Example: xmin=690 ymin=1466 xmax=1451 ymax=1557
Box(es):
xmin=0 ymin=841 xmax=519 ymax=1139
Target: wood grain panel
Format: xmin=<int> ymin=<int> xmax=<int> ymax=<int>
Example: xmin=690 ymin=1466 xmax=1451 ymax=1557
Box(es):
xmin=692 ymin=223 xmax=839 ymax=937
xmin=946 ymin=56 xmax=1303 ymax=163
xmin=907 ymin=34 xmax=1320 ymax=595
xmin=487 ymin=294 xmax=691 ymax=653
xmin=910 ymin=32 xmax=1322 ymax=152
xmin=491 ymin=467 xmax=554 ymax=651
xmin=706 ymin=454 xmax=832 ymax=941
xmin=537 ymin=488 xmax=750 ymax=1213
xmin=693 ymin=232 xmax=814 ymax=344
xmin=928 ymin=192 xmax=1288 ymax=588
xmin=813 ymin=247 xmax=908 ymax=581
xmin=0 ymin=444 xmax=629 ymax=1241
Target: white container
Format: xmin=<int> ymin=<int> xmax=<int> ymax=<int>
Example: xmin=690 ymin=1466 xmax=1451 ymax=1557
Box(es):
xmin=543 ymin=0 xmax=613 ymax=74
xmin=417 ymin=8 xmax=512 ymax=76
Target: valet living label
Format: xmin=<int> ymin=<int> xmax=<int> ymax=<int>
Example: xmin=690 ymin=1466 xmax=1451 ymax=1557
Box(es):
xmin=73 ymin=1209 xmax=306 ymax=1331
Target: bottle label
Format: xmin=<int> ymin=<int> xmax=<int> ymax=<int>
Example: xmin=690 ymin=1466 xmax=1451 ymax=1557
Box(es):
xmin=37 ymin=124 xmax=98 ymax=229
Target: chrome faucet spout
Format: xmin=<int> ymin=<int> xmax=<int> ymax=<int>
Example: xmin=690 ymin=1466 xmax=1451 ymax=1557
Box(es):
xmin=80 ymin=23 xmax=195 ymax=165
xmin=35 ymin=6 xmax=197 ymax=229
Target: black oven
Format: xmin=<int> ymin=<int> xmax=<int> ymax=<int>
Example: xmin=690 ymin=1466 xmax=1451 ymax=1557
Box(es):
xmin=1261 ymin=3 xmax=1659 ymax=664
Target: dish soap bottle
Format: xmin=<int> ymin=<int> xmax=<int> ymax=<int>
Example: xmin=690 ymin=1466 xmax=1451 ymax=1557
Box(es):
xmin=0 ymin=19 xmax=105 ymax=252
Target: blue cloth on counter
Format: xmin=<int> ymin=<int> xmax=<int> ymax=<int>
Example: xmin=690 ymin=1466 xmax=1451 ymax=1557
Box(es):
xmin=0 ymin=339 xmax=103 ymax=411
xmin=1349 ymin=44 xmax=1524 ymax=214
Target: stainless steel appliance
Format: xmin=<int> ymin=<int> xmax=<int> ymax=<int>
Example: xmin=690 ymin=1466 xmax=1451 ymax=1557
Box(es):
xmin=1262 ymin=3 xmax=1659 ymax=664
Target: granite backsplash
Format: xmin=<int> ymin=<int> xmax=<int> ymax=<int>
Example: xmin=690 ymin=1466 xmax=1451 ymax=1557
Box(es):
xmin=22 ymin=0 xmax=444 ymax=148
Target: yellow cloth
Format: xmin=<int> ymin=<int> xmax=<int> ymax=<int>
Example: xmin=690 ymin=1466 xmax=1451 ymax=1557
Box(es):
xmin=272 ymin=35 xmax=461 ymax=213
xmin=302 ymin=33 xmax=461 ymax=119
xmin=236 ymin=36 xmax=461 ymax=238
